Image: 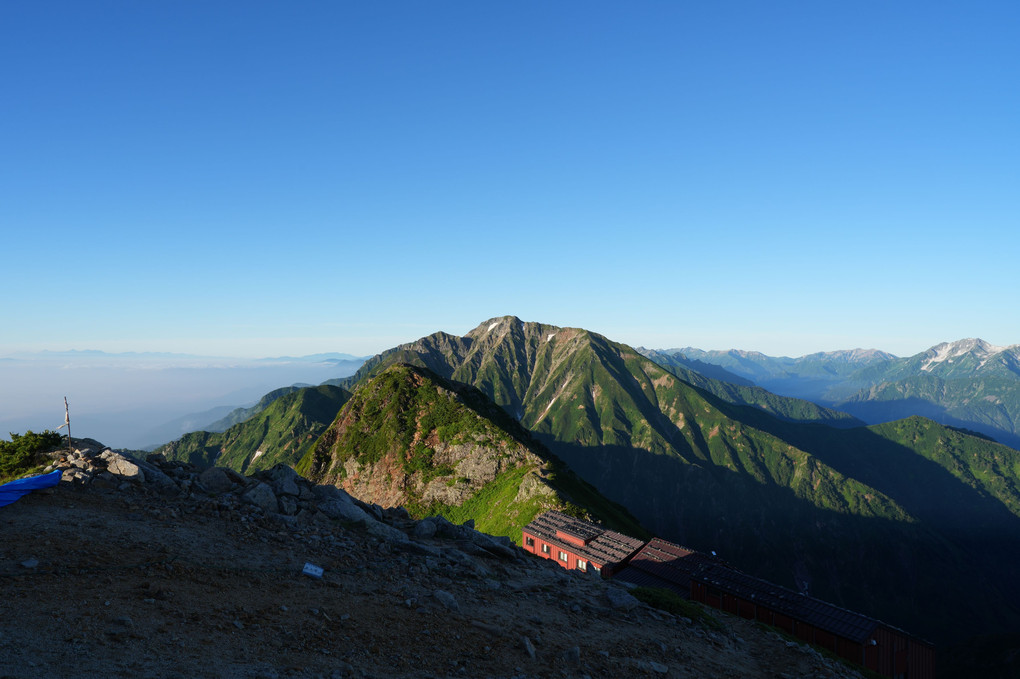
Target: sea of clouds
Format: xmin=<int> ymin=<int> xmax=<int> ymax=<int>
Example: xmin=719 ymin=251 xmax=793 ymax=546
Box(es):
xmin=0 ymin=351 xmax=365 ymax=450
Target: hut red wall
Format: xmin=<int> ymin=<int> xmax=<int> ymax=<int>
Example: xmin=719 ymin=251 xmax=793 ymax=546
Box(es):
xmin=689 ymin=580 xmax=933 ymax=679
xmin=520 ymin=530 xmax=602 ymax=576
xmin=521 ymin=530 xmax=541 ymax=557
xmin=868 ymin=626 xmax=935 ymax=679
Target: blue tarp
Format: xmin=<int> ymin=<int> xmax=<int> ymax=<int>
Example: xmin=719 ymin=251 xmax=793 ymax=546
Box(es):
xmin=0 ymin=469 xmax=62 ymax=508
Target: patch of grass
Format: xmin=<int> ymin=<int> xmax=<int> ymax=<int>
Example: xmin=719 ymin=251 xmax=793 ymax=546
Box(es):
xmin=407 ymin=465 xmax=550 ymax=542
xmin=630 ymin=586 xmax=725 ymax=631
xmin=404 ymin=444 xmax=456 ymax=484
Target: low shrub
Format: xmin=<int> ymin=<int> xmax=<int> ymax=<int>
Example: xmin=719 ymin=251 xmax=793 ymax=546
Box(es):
xmin=0 ymin=430 xmax=62 ymax=482
xmin=630 ymin=586 xmax=725 ymax=630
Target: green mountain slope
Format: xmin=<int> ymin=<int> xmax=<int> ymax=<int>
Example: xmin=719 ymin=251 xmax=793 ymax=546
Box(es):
xmin=640 ymin=348 xmax=862 ymax=427
xmin=342 ymin=316 xmax=1020 ymax=645
xmin=680 ymin=339 xmax=1020 ymax=449
xmin=204 ymin=385 xmax=306 ymax=432
xmin=158 ymin=385 xmax=351 ymax=474
xmin=302 ymin=363 xmax=645 ymax=542
xmin=837 ymin=373 xmax=1020 ymax=448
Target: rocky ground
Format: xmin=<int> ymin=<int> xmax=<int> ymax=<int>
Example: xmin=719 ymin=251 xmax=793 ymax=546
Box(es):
xmin=0 ymin=441 xmax=865 ymax=679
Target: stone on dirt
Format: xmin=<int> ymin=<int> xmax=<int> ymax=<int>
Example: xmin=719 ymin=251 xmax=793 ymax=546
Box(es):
xmin=243 ymin=482 xmax=279 ymax=513
xmin=198 ymin=467 xmax=235 ymax=494
xmin=433 ymin=589 xmax=460 ymax=612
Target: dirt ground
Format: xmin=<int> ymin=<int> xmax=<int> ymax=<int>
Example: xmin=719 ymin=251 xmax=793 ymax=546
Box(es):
xmin=0 ymin=479 xmax=864 ymax=679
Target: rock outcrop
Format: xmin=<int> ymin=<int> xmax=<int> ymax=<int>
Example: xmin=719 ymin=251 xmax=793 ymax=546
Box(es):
xmin=303 ymin=363 xmax=646 ymax=541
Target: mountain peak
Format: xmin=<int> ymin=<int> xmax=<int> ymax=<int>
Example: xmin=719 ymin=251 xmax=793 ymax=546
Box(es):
xmin=465 ymin=316 xmax=573 ymax=347
xmin=806 ymin=348 xmax=897 ymax=363
xmin=920 ymin=338 xmax=1013 ymax=372
xmin=468 ymin=315 xmax=526 ymax=337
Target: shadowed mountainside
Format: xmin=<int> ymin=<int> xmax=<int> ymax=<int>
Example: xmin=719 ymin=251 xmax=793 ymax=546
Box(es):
xmin=337 ymin=316 xmax=1020 ymax=646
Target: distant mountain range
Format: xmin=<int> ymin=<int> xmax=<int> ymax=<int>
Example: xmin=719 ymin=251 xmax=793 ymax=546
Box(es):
xmin=665 ymin=338 xmax=1020 ymax=448
xmin=160 ymin=317 xmax=1020 ymax=655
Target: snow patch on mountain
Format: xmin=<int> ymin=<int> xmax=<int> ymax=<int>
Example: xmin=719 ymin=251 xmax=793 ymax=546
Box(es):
xmin=920 ymin=339 xmax=1008 ymax=372
xmin=541 ymin=395 xmax=558 ymax=418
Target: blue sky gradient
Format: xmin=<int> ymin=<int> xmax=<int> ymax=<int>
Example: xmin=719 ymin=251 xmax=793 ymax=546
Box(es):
xmin=3 ymin=2 xmax=1018 ymax=358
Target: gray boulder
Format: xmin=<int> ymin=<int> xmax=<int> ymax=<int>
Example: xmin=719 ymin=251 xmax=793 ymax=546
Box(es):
xmin=433 ymin=589 xmax=460 ymax=612
xmin=366 ymin=520 xmax=409 ymax=544
xmin=318 ymin=498 xmax=373 ymax=525
xmin=413 ymin=517 xmax=438 ymax=539
xmin=197 ymin=467 xmax=235 ymax=494
xmin=242 ymin=482 xmax=279 ymax=513
xmin=431 ymin=515 xmax=465 ymax=539
xmin=278 ymin=495 xmax=299 ymax=516
xmin=267 ymin=464 xmax=301 ymax=497
xmin=465 ymin=529 xmax=519 ymax=561
xmin=606 ymin=587 xmax=640 ymax=611
xmin=136 ymin=462 xmax=179 ymax=495
xmin=99 ymin=450 xmax=145 ymax=483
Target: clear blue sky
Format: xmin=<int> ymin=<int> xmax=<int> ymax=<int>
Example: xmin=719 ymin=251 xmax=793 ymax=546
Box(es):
xmin=3 ymin=1 xmax=1018 ymax=359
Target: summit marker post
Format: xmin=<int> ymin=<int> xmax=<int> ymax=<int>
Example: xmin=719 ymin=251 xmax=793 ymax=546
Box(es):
xmin=57 ymin=397 xmax=71 ymax=451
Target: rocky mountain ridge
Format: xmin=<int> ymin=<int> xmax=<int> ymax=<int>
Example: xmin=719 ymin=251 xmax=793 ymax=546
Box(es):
xmin=301 ymin=364 xmax=645 ymax=542
xmin=919 ymin=338 xmax=1018 ymax=370
xmin=0 ymin=440 xmax=866 ymax=679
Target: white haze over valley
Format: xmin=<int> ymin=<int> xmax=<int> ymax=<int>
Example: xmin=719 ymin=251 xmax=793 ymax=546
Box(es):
xmin=0 ymin=351 xmax=366 ymax=450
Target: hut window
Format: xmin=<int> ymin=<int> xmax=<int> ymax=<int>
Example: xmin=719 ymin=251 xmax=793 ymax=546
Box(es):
xmin=577 ymin=560 xmax=587 ymax=572
xmin=559 ymin=551 xmax=568 ymax=562
xmin=541 ymin=544 xmax=550 ymax=554
xmin=525 ymin=536 xmax=535 ymax=547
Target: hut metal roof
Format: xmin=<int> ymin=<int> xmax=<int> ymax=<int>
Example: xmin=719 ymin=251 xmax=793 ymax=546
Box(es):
xmin=627 ymin=538 xmax=724 ymax=582
xmin=523 ymin=511 xmax=644 ymax=566
xmin=615 ymin=538 xmax=726 ymax=598
xmin=694 ymin=564 xmax=879 ymax=643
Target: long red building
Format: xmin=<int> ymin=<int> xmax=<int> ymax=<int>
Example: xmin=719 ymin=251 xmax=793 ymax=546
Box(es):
xmin=521 ymin=518 xmax=935 ymax=679
xmin=616 ymin=538 xmax=935 ymax=679
xmin=520 ymin=510 xmax=644 ymax=577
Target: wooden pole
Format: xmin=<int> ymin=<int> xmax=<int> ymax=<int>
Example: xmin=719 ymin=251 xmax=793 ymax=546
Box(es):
xmin=63 ymin=396 xmax=71 ymax=452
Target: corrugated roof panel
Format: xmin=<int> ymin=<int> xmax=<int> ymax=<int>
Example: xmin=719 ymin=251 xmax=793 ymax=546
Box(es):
xmin=625 ymin=538 xmax=724 ymax=588
xmin=557 ymin=522 xmax=601 ymax=543
xmin=693 ymin=565 xmax=878 ymax=643
xmin=523 ymin=511 xmax=644 ymax=565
